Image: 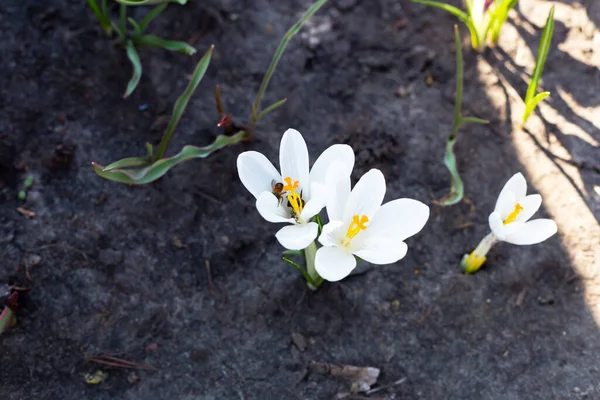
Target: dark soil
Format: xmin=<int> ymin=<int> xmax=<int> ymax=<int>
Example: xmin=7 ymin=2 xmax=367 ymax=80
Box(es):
xmin=1 ymin=0 xmax=599 ymax=399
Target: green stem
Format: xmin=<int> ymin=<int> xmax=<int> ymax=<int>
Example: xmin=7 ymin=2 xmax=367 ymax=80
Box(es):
xmin=119 ymin=4 xmax=127 ymax=40
xmin=305 ymin=241 xmax=322 ymax=291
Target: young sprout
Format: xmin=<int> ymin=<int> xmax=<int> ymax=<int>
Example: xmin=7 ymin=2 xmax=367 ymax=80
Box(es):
xmin=461 ymin=172 xmax=558 ymax=274
xmin=213 ymin=0 xmax=328 ymax=140
xmin=237 ymin=129 xmax=354 ymax=288
xmin=411 ymin=0 xmax=517 ymax=51
xmin=86 ymin=0 xmax=196 ymax=97
xmin=93 ymin=46 xmax=245 ymax=184
xmin=438 ymin=26 xmax=488 ymax=206
xmin=18 ymin=175 xmax=34 ymax=201
xmin=522 ymin=6 xmax=555 ymax=123
xmin=315 ymin=168 xmax=429 ymax=282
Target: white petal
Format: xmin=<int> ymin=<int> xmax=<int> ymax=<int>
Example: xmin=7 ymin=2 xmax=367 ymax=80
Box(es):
xmin=315 ymin=246 xmax=357 ymax=282
xmin=275 ymin=222 xmax=319 ymax=250
xmin=488 ymin=211 xmax=524 ymax=241
xmin=504 ymin=219 xmax=558 ymax=245
xmin=279 ymin=129 xmax=310 ymax=195
xmin=366 ymin=199 xmax=430 ymax=242
xmin=494 ymin=173 xmax=527 ymax=216
xmin=256 ymin=192 xmax=294 ymax=224
xmin=318 ymin=220 xmax=345 ymax=247
xmin=325 ymin=161 xmax=352 ymax=222
xmin=515 ymin=194 xmax=542 ymax=223
xmin=355 ymin=239 xmax=408 ymax=265
xmin=343 ymin=169 xmax=386 ymax=223
xmin=309 ymin=144 xmax=354 ymax=185
xmin=300 ymin=186 xmax=325 ymax=221
xmin=237 ymin=151 xmax=281 ymax=199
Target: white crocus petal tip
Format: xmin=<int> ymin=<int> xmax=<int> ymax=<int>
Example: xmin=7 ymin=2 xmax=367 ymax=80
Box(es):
xmin=279 ymin=129 xmax=309 ymax=197
xmin=343 ymin=168 xmax=386 ymax=222
xmin=505 ymin=218 xmax=558 ymax=246
xmin=495 ymin=172 xmax=527 ymax=214
xmin=237 ymin=151 xmax=281 ymax=199
xmin=309 ymin=143 xmax=355 ymax=186
xmin=315 ymin=246 xmax=357 ymax=282
xmin=275 ymin=222 xmax=319 ymax=250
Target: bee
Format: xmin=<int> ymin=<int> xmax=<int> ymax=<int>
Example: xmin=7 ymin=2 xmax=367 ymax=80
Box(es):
xmin=271 ymin=180 xmax=285 ymax=204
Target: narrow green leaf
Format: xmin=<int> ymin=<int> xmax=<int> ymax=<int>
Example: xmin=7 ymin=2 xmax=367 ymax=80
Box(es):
xmin=124 ymin=41 xmax=143 ymax=98
xmin=0 ymin=306 xmax=14 ymax=335
xmin=411 ymin=0 xmax=480 ymax=49
xmin=114 ymin=0 xmax=186 ymax=5
xmin=282 ymin=257 xmax=315 ymax=286
xmin=134 ymin=34 xmax=197 ymax=55
xmin=154 ymin=45 xmax=214 ymax=160
xmin=128 ymin=17 xmax=142 ymax=36
xmin=439 ymin=138 xmax=464 ymax=206
xmin=252 ymin=0 xmax=327 ymax=116
xmin=86 ymin=0 xmax=113 ymax=35
xmin=146 ymin=142 xmax=154 ymax=158
xmin=256 ymin=98 xmax=288 ymax=121
xmin=523 ymin=6 xmax=554 ymax=122
xmin=102 ymin=157 xmax=151 ymax=171
xmin=282 ymin=250 xmax=303 ymax=256
xmin=461 ymin=116 xmax=489 ymax=125
xmin=139 ymin=3 xmax=168 ymax=32
xmin=523 ymin=91 xmax=550 ymax=122
xmin=488 ymin=0 xmax=518 ymax=43
xmin=93 ymin=132 xmax=244 ymax=184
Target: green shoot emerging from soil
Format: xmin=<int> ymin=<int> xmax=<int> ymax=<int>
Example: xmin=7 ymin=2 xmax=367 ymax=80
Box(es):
xmin=411 ymin=0 xmax=517 ymax=51
xmin=437 ymin=26 xmax=488 ymax=206
xmin=92 ymin=46 xmax=245 ymax=185
xmin=522 ymin=6 xmax=555 ymax=123
xmin=86 ymin=0 xmax=196 ymax=97
xmin=215 ymin=0 xmax=328 ymax=139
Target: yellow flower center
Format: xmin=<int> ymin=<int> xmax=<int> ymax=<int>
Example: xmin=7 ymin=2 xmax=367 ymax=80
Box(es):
xmin=503 ymin=203 xmax=523 ymax=225
xmin=283 ymin=177 xmax=299 ymax=192
xmin=286 ymin=191 xmax=303 ymax=217
xmin=340 ymin=215 xmax=369 ymax=248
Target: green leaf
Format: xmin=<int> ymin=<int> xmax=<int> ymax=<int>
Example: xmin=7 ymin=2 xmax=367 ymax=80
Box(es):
xmin=251 ymin=0 xmax=327 ymax=119
xmin=439 ymin=138 xmax=464 ymax=206
xmin=138 ymin=3 xmax=168 ymax=32
xmin=102 ymin=156 xmax=151 ymax=171
xmin=282 ymin=250 xmax=303 ymax=256
xmin=523 ymin=6 xmax=554 ymax=122
xmin=134 ymin=34 xmax=197 ymax=55
xmin=488 ymin=0 xmax=518 ymax=43
xmin=0 ymin=306 xmax=14 ymax=335
xmin=86 ymin=0 xmax=112 ymax=35
xmin=523 ymin=91 xmax=550 ymax=122
xmin=128 ymin=17 xmax=142 ymax=36
xmin=154 ymin=45 xmax=214 ymax=160
xmin=92 ymin=132 xmax=244 ymax=185
xmin=282 ymin=256 xmax=316 ymax=287
xmin=124 ymin=41 xmax=143 ymax=98
xmin=461 ymin=116 xmax=489 ymax=125
xmin=114 ymin=0 xmax=186 ymax=5
xmin=146 ymin=142 xmax=154 ymax=158
xmin=256 ymin=98 xmax=288 ymax=121
xmin=411 ymin=0 xmax=480 ymax=49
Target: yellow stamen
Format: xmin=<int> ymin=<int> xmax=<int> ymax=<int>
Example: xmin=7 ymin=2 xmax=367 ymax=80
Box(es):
xmin=340 ymin=215 xmax=369 ymax=248
xmin=461 ymin=251 xmax=487 ymax=274
xmin=503 ymin=203 xmax=524 ymax=225
xmin=283 ymin=177 xmax=299 ymax=192
xmin=287 ymin=191 xmax=303 ymax=217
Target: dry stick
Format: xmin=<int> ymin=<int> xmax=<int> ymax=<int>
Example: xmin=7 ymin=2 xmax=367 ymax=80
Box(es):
xmin=87 ymin=354 xmax=155 ymax=371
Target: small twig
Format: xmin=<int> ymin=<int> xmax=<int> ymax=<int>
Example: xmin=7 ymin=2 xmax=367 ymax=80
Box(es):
xmin=205 ymin=260 xmax=216 ymax=295
xmin=366 ymin=377 xmax=407 ymax=395
xmin=87 ymin=354 xmax=155 ymax=371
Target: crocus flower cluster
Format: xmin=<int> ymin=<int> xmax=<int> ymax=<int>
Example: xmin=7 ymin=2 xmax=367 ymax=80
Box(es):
xmin=237 ymin=129 xmax=430 ymax=284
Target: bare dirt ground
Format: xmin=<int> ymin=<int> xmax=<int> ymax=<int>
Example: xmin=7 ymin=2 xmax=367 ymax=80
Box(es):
xmin=0 ymin=0 xmax=599 ymax=399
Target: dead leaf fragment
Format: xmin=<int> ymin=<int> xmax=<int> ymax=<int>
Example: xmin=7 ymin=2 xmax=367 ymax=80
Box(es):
xmin=310 ymin=361 xmax=380 ymax=393
xmin=16 ymin=207 xmax=35 ymax=218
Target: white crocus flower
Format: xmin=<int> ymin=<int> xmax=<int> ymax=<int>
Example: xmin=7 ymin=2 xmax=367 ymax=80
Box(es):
xmin=315 ymin=168 xmax=430 ymax=282
xmin=462 ymin=172 xmax=558 ymax=273
xmin=236 ymin=129 xmax=354 ymax=251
